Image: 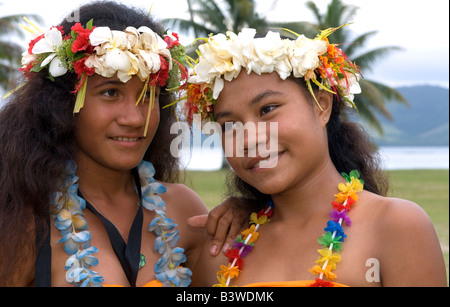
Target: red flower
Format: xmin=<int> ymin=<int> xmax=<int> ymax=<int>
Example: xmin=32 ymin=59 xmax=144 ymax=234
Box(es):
xmin=309 ymin=278 xmax=334 ymax=287
xmin=224 ymin=248 xmax=244 ymax=269
xmin=164 ymin=32 xmax=180 ymax=48
xmin=71 ymin=23 xmax=95 ymax=53
xmin=27 ymin=33 xmax=45 ymax=54
xmin=150 ymin=56 xmax=170 ymax=87
xmin=73 ymin=57 xmax=95 ymax=78
xmin=331 ymin=196 xmax=356 ymax=212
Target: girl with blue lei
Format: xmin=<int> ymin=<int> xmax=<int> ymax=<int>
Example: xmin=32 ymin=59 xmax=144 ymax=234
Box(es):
xmin=0 ymin=1 xmax=247 ymax=287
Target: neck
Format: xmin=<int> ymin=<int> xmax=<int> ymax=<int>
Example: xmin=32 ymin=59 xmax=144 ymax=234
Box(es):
xmin=270 ymin=161 xmax=344 ymax=224
xmin=75 ymin=159 xmax=136 ymax=203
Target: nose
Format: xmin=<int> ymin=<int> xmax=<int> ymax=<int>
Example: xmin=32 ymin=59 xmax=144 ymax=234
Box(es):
xmin=224 ymin=121 xmax=272 ymax=158
xmin=116 ymin=96 xmax=146 ymax=128
xmin=244 ymin=122 xmax=272 ymax=157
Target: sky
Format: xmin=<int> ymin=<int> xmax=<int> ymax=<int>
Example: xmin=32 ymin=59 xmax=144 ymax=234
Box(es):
xmin=1 ymin=0 xmax=449 ymax=88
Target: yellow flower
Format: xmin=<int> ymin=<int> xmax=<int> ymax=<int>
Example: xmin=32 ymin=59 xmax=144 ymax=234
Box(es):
xmin=212 ymin=275 xmax=228 ymax=287
xmin=241 ymin=225 xmax=259 ymax=243
xmin=335 ymin=177 xmax=363 ymax=203
xmin=249 ymin=212 xmax=269 ymax=225
xmin=315 ymin=248 xmax=341 ymax=270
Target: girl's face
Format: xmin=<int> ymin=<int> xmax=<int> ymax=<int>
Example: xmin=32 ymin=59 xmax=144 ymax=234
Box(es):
xmin=214 ymin=72 xmax=331 ymax=195
xmin=74 ymin=74 xmax=159 ymax=172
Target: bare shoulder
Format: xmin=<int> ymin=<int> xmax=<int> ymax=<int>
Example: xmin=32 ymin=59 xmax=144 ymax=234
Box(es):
xmin=363 ymin=193 xmax=435 ymax=231
xmin=359 ymin=192 xmax=447 ymax=286
xmin=160 ymin=182 xmax=209 ymax=218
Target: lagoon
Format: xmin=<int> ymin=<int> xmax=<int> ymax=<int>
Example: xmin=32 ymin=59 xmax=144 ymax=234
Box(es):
xmin=378 ymin=146 xmax=449 ymax=170
xmin=180 ymin=146 xmax=450 ymax=171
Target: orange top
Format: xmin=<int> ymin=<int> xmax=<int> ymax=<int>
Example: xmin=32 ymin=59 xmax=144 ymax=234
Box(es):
xmin=242 ymin=280 xmax=348 ymax=287
xmin=103 ymin=280 xmax=163 ymax=287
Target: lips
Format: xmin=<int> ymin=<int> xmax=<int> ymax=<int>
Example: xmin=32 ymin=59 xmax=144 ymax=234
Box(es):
xmin=245 ymin=152 xmax=283 ymax=169
xmin=112 ymin=137 xmax=141 ymax=142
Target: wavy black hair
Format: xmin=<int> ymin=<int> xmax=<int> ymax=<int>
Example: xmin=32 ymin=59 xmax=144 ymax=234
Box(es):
xmin=0 ymin=1 xmax=179 ymax=285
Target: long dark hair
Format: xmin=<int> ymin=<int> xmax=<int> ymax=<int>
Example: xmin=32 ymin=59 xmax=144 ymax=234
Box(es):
xmin=0 ymin=1 xmax=179 ymax=285
xmin=225 ymin=76 xmax=389 ymax=208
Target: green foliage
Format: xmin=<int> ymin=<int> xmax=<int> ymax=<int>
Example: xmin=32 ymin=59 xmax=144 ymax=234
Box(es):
xmin=0 ymin=2 xmax=43 ymax=91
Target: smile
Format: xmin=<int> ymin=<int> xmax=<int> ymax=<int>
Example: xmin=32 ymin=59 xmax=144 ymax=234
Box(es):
xmin=112 ymin=137 xmax=141 ymax=142
xmin=248 ymin=152 xmax=284 ymax=170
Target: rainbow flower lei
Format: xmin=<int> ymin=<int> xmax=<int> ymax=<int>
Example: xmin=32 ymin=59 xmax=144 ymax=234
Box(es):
xmin=183 ymin=24 xmax=361 ymax=125
xmin=213 ymin=171 xmax=363 ymax=287
xmin=309 ymin=170 xmax=363 ymax=287
xmin=51 ymin=161 xmax=191 ymax=287
xmin=213 ymin=201 xmax=274 ymax=287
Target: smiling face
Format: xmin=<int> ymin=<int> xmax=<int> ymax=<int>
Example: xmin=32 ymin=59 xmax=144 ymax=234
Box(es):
xmin=214 ymin=71 xmax=332 ymax=196
xmin=74 ymin=74 xmax=160 ymax=172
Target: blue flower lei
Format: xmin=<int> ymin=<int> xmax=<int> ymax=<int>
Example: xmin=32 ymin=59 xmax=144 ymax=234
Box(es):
xmin=51 ymin=160 xmax=192 ymax=287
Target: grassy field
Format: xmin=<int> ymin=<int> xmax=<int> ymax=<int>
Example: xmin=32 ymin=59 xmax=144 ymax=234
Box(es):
xmin=184 ymin=169 xmax=449 ymax=284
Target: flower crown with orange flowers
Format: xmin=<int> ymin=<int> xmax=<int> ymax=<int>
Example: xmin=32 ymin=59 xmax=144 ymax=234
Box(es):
xmin=18 ymin=18 xmax=188 ymax=136
xmin=183 ymin=24 xmax=361 ymax=124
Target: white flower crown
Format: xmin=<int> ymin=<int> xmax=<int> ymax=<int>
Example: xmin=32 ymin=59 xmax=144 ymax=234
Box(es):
xmin=183 ymin=25 xmax=361 ymax=124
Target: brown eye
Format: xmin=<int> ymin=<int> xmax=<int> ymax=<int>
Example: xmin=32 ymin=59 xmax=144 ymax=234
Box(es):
xmin=260 ymin=105 xmax=277 ymax=116
xmin=102 ymin=89 xmax=117 ymax=97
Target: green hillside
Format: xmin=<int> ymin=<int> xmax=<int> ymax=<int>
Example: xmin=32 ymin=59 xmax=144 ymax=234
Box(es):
xmin=365 ymin=85 xmax=449 ymax=146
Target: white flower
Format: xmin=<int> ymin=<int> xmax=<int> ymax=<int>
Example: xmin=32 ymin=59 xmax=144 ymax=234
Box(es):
xmin=340 ymin=73 xmax=361 ymax=107
xmin=88 ymin=27 xmax=136 ymax=82
xmin=32 ymin=27 xmax=67 ymax=77
xmin=289 ymin=35 xmax=327 ymax=79
xmin=252 ymin=31 xmax=290 ymax=77
xmin=21 ymin=50 xmax=35 ymax=67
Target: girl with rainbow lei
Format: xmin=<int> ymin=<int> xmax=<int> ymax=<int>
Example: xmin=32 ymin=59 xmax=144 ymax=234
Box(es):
xmin=187 ymin=26 xmax=447 ymax=287
xmin=0 ymin=1 xmax=247 ymax=287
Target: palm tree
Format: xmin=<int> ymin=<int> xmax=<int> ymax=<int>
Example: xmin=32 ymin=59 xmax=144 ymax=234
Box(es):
xmin=0 ymin=3 xmax=42 ymax=92
xmin=290 ymin=0 xmax=408 ymax=133
xmin=164 ymin=0 xmax=267 ymax=38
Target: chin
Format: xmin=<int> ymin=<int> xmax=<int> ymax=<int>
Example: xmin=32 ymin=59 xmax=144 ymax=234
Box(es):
xmin=109 ymin=157 xmax=143 ymax=171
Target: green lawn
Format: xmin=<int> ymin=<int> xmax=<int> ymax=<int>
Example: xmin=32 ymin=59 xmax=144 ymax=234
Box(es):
xmin=185 ymin=168 xmax=449 ymax=285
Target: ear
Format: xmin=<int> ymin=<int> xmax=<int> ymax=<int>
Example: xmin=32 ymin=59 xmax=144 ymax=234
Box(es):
xmin=314 ymin=91 xmax=333 ymax=127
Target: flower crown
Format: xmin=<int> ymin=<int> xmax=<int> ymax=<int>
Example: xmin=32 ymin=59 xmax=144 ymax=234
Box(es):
xmin=19 ymin=18 xmax=188 ymax=136
xmin=183 ymin=24 xmax=361 ymax=124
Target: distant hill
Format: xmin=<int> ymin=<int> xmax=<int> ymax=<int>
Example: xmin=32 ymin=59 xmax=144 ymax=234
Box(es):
xmin=358 ymin=85 xmax=449 ymax=146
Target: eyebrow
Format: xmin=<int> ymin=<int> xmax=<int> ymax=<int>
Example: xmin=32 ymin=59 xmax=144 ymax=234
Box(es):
xmin=91 ymin=80 xmax=124 ymax=90
xmin=215 ymin=90 xmax=283 ymax=121
xmin=250 ymin=90 xmax=283 ymax=106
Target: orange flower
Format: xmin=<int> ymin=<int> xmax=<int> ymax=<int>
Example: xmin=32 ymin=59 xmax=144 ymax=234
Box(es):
xmin=217 ymin=264 xmax=240 ymax=280
xmin=241 ymin=225 xmax=259 ymax=244
xmin=309 ymin=265 xmax=337 ymax=281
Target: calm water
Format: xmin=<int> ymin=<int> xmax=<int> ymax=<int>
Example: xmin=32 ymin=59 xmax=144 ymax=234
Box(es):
xmin=181 ymin=146 xmax=450 ymax=171
xmin=378 ymin=146 xmax=449 ymax=170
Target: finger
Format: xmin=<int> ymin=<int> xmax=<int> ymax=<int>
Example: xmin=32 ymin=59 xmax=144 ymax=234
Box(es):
xmin=209 ymin=210 xmax=234 ymax=256
xmin=205 ymin=204 xmax=226 ymax=237
xmin=187 ymin=214 xmax=208 ymax=229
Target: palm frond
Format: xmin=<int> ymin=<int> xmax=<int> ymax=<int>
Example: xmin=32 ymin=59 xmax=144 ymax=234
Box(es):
xmin=357 ymin=79 xmax=392 ymax=120
xmin=305 ymin=1 xmax=323 ymax=25
xmin=0 ymin=14 xmax=43 ymax=38
xmin=352 ymin=46 xmax=404 ymax=72
xmin=365 ymin=79 xmax=409 ymax=106
xmin=343 ymin=30 xmax=378 ymax=58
